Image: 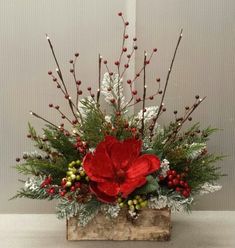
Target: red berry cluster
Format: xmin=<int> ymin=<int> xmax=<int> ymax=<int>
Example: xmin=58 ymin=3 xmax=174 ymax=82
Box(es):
xmin=166 ymin=170 xmax=191 ymax=198
xmin=60 ymin=179 xmax=81 ymax=197
xmin=74 ymin=136 xmax=87 ymax=154
xmin=40 ymin=176 xmax=52 ymax=188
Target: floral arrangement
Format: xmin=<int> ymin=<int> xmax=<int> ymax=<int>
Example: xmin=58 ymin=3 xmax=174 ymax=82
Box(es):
xmin=13 ymin=12 xmax=223 ymax=227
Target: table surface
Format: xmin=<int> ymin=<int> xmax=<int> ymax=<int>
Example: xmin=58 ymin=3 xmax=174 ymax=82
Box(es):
xmin=0 ymin=211 xmax=234 ymax=248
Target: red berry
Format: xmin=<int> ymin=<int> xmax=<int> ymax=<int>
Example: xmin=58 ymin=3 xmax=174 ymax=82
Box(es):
xmin=114 ymin=61 xmax=120 ymax=66
xmin=55 ymin=105 xmax=59 ymax=109
xmin=179 ymin=180 xmax=185 ymax=186
xmin=49 ymin=188 xmax=55 ymax=194
xmin=16 ymin=158 xmax=20 ymax=162
xmin=184 ymin=182 xmax=189 ymax=188
xmin=168 ymin=175 xmax=174 ymax=181
xmin=173 ymin=179 xmax=179 ymax=185
xmin=70 ymin=186 xmax=76 ymax=192
xmin=91 ymin=93 xmax=95 ymax=98
xmin=132 ymin=90 xmax=137 ymax=95
xmin=149 ymin=96 xmax=154 ymax=100
xmin=69 ymin=59 xmax=73 ymax=64
xmin=74 ymin=53 xmax=79 ymax=57
xmin=61 ymin=179 xmax=66 ymax=186
xmin=124 ymin=123 xmax=129 ymax=128
xmin=124 ymin=64 xmax=129 ymax=68
xmin=176 ymin=174 xmax=181 ymax=179
xmin=167 ymin=170 xmax=172 ymax=176
xmin=49 ymin=103 xmax=53 ymax=108
xmin=131 ymin=128 xmax=137 ymax=133
xmin=182 ymin=190 xmax=189 ymax=198
xmin=122 ymin=47 xmax=127 ymax=52
xmin=65 ymin=94 xmax=69 ymax=99
xmin=136 ymin=97 xmax=141 ymax=102
xmin=153 ymin=48 xmax=157 ymax=52
xmin=109 ymin=72 xmax=113 ymax=76
xmin=127 ymin=79 xmax=132 ymax=84
xmin=118 ymin=12 xmax=122 ymax=16
xmin=133 ymin=38 xmax=137 ymax=41
xmin=87 ymin=87 xmax=91 ymax=91
xmin=134 ymin=45 xmax=138 ymax=50
xmin=75 ymin=182 xmax=81 ymax=188
xmin=110 ymin=99 xmax=115 ymax=104
xmin=127 ymin=54 xmax=131 ymax=58
xmin=70 ymin=69 xmax=74 ymax=73
xmin=125 ymin=21 xmax=129 ymax=26
xmin=156 ymin=78 xmax=160 ymax=82
xmin=171 ymin=170 xmax=177 ymax=176
xmin=168 ymin=181 xmax=173 ymax=188
xmin=76 ymin=80 xmax=81 ymax=85
xmin=60 ymin=191 xmax=66 ymax=197
xmin=175 ymin=187 xmax=181 ymax=192
xmin=103 ymin=60 xmax=107 ymax=64
xmin=48 ymin=71 xmax=52 ymax=75
xmin=145 ymin=60 xmax=150 ymax=65
xmin=78 ymin=90 xmax=83 ymax=95
xmin=158 ymin=175 xmax=164 ymax=181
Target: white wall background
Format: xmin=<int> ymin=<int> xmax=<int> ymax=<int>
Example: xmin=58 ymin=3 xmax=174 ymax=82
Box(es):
xmin=0 ymin=0 xmax=234 ymax=213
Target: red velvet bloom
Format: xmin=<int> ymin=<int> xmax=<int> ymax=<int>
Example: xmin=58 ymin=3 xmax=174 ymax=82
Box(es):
xmin=83 ymin=136 xmax=160 ymax=203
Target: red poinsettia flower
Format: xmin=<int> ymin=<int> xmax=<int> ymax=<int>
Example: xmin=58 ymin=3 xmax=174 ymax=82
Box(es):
xmin=83 ymin=136 xmax=160 ymax=203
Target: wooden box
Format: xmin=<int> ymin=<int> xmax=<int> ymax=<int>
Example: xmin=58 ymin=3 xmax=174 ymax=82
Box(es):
xmin=67 ymin=208 xmax=171 ymax=241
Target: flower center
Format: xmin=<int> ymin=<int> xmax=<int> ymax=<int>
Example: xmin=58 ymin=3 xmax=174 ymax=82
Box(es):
xmin=115 ymin=169 xmax=126 ymax=184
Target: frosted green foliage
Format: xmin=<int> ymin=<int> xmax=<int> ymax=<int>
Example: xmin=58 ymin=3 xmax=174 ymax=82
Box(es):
xmin=101 ymin=204 xmax=121 ymax=219
xmin=185 ymin=142 xmax=206 ymax=159
xmin=148 ymin=191 xmax=193 ymax=212
xmin=199 ymin=182 xmax=222 ymax=195
xmin=56 ymin=198 xmax=101 ymax=227
xmin=11 ymin=176 xmax=49 ymax=200
xmin=101 ymin=72 xmax=125 ymax=108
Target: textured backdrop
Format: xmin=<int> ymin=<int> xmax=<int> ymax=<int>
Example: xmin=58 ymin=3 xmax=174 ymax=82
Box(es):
xmin=0 ymin=0 xmax=234 ymax=213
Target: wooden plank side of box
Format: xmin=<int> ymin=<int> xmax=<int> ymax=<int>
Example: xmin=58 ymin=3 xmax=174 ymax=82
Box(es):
xmin=67 ymin=208 xmax=171 ymax=241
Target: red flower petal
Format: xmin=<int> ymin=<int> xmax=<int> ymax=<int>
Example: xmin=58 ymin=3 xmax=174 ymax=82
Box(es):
xmin=144 ymin=154 xmax=161 ymax=173
xmin=89 ymin=182 xmax=117 ymax=203
xmin=126 ymin=154 xmax=160 ymax=179
xmin=97 ymin=181 xmax=120 ymax=196
xmin=120 ymin=177 xmax=146 ymax=197
xmin=83 ymin=152 xmax=114 ymax=182
xmin=110 ymin=138 xmax=142 ymax=170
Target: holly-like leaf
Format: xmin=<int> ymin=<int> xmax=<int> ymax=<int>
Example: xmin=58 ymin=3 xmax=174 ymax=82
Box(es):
xmin=134 ymin=175 xmax=159 ymax=195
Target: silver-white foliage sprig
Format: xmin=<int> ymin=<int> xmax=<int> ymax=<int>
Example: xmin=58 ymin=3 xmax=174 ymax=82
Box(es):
xmin=101 ymin=204 xmax=121 ymax=219
xmin=148 ymin=191 xmax=194 ymax=212
xmin=199 ymin=182 xmax=222 ymax=195
xmin=101 ymin=72 xmax=125 ymax=108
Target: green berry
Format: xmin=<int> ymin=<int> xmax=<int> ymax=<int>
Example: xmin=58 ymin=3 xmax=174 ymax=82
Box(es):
xmin=65 ymin=181 xmax=72 ymax=187
xmin=66 ymin=177 xmax=72 ymax=181
xmin=70 ymin=174 xmax=76 ymax=180
xmin=135 ymin=204 xmax=141 ymax=210
xmin=67 ymin=171 xmax=73 ymax=176
xmin=85 ymin=176 xmax=89 ymax=181
xmin=129 ymin=205 xmax=135 ymax=211
xmin=140 ymin=200 xmax=148 ymax=208
xmin=80 ymin=170 xmax=86 ymax=177
xmin=76 ymin=175 xmax=81 ymax=181
xmin=119 ymin=202 xmax=124 ymax=208
xmin=117 ymin=197 xmax=122 ymax=203
xmin=133 ymin=199 xmax=138 ymax=205
xmin=128 ymin=200 xmax=133 ymax=206
xmin=76 ymin=160 xmax=81 ymax=165
xmin=135 ymin=195 xmax=140 ymax=200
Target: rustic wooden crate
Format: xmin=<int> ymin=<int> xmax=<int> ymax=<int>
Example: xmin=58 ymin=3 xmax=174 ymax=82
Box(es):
xmin=67 ymin=208 xmax=171 ymax=241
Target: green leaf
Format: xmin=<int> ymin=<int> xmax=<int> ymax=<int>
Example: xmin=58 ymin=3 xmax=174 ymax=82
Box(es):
xmin=134 ymin=175 xmax=159 ymax=195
